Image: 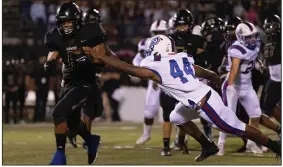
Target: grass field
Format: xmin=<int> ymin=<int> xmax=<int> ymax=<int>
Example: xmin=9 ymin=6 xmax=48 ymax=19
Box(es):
xmin=3 ymin=122 xmax=281 ymax=165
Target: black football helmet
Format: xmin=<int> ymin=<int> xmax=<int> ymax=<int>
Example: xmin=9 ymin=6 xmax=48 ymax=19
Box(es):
xmin=56 ymin=2 xmax=82 ymax=36
xmin=201 ymin=18 xmax=225 ymax=42
xmin=263 ymin=14 xmax=281 ymax=38
xmin=223 ymin=16 xmax=242 ymax=42
xmin=173 ymin=9 xmax=194 ymax=35
xmin=82 ymin=8 xmax=101 ymax=25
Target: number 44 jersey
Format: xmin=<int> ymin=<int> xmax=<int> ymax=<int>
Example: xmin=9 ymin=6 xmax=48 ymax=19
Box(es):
xmin=140 ymin=52 xmax=211 ymax=108
xmin=226 ymin=40 xmax=260 ymax=90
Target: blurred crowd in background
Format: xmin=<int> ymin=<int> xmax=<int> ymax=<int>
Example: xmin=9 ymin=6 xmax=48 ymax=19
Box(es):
xmin=2 ymin=0 xmax=281 ymax=124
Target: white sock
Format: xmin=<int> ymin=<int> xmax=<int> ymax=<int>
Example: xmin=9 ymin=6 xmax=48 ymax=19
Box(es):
xmin=218 ymin=132 xmax=227 ymax=145
xmin=143 ymin=124 xmax=152 ymax=137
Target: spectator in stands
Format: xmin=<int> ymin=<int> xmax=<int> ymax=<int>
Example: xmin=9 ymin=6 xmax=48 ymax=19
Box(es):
xmin=244 ymin=0 xmax=261 ymax=26
xmin=30 ymin=0 xmax=47 ymax=46
xmin=3 ymin=63 xmax=19 ymax=124
xmin=30 ymin=56 xmax=51 ymax=123
xmin=16 ymin=60 xmax=28 ymax=124
xmin=47 ymin=2 xmax=57 ymax=32
xmin=233 ymin=0 xmax=245 ymax=18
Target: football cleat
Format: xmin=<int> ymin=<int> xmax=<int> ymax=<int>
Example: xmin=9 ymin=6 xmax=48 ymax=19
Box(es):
xmin=136 ymin=135 xmax=151 ymax=145
xmin=67 ymin=134 xmax=77 ymax=148
xmin=246 ymin=141 xmax=263 ymax=154
xmin=161 ymin=147 xmax=171 ymax=156
xmin=195 ymin=141 xmax=219 ymax=162
xmin=216 ymin=143 xmax=224 ymax=156
xmin=87 ymin=134 xmax=101 ymax=164
xmin=50 ymin=150 xmax=67 ymax=165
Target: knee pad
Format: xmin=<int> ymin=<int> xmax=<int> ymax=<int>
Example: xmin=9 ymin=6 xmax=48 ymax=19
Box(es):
xmin=247 ymin=108 xmax=261 ymax=118
xmin=169 ymin=110 xmax=186 ymax=125
xmin=144 ymin=107 xmax=158 ymax=119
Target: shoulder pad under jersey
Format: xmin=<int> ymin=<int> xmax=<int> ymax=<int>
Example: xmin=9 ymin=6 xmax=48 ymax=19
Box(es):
xmin=228 ymin=42 xmax=248 ymax=59
xmin=79 ymin=23 xmax=107 ymax=47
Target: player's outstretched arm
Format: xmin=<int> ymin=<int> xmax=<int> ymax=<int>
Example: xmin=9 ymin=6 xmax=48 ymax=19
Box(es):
xmin=83 ymin=46 xmax=161 ymax=83
xmin=227 ymin=57 xmax=240 ymax=85
xmin=193 ymin=64 xmax=221 ymax=87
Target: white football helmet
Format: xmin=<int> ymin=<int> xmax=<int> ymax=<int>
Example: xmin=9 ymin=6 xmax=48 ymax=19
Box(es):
xmin=235 ymin=22 xmax=260 ymax=50
xmin=146 ymin=35 xmax=175 ymax=58
xmin=150 ymin=20 xmax=167 ymax=36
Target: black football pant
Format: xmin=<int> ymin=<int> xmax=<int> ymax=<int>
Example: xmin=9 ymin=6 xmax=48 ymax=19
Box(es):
xmin=52 ymin=83 xmax=102 ymax=131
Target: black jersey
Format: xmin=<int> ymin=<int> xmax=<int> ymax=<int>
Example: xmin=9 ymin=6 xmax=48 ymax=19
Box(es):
xmin=264 ymin=37 xmax=281 ymax=66
xmin=44 ymin=23 xmax=106 ymax=85
xmin=204 ymin=31 xmax=226 ymax=72
xmin=170 ymin=32 xmax=206 ymax=66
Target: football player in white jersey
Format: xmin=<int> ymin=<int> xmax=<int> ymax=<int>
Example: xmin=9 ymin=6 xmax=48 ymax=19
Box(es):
xmin=217 ymin=22 xmax=281 ymax=155
xmin=83 ymin=34 xmax=281 ymax=162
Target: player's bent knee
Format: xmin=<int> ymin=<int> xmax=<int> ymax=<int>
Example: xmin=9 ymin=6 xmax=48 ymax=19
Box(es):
xmin=169 ymin=111 xmax=186 ymax=125
xmin=248 ymin=110 xmax=261 ymax=119
xmin=144 ymin=108 xmax=158 ymax=119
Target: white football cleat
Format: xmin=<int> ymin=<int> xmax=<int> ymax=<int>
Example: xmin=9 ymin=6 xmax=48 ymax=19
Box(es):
xmin=246 ymin=141 xmax=263 ymax=154
xmin=261 ymin=145 xmax=268 ymax=152
xmin=216 ymin=143 xmax=225 ymax=156
xmin=136 ymin=135 xmax=151 ymax=145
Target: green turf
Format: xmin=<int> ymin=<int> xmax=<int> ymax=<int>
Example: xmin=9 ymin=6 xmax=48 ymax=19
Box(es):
xmin=3 ymin=122 xmax=281 ymax=165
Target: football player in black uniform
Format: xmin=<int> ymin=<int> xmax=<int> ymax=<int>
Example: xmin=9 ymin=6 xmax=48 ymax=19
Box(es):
xmin=262 ymin=15 xmax=281 ymax=123
xmin=44 ymin=3 xmax=108 ymax=165
xmin=169 ymin=9 xmax=212 ymax=151
xmin=67 ymin=8 xmax=118 ymax=149
xmin=201 ymin=17 xmax=226 ymax=74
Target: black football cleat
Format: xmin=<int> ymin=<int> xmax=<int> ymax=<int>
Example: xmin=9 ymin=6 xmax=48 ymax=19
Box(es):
xmin=87 ymin=134 xmax=101 ymax=164
xmin=161 ymin=147 xmax=171 ymax=156
xmin=194 ymin=141 xmax=219 ymax=162
xmin=180 ymin=143 xmax=191 ymax=154
xmin=67 ymin=134 xmax=77 ymax=148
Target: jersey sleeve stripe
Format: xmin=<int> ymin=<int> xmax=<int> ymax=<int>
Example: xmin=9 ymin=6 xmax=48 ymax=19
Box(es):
xmin=202 ymin=100 xmax=244 ymax=137
xmin=229 ymin=45 xmax=247 ymax=54
xmin=142 ymin=66 xmax=162 ymax=84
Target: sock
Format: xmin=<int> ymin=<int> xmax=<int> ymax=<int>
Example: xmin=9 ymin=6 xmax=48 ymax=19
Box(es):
xmin=203 ymin=125 xmax=212 ymax=138
xmin=196 ymin=134 xmax=212 ymax=148
xmin=55 ymin=134 xmax=66 ymax=152
xmin=265 ymin=138 xmax=279 ymax=153
xmin=218 ymin=132 xmax=227 ymax=145
xmin=178 ymin=135 xmax=185 ymax=145
xmin=276 ymin=126 xmax=281 ymax=135
xmin=78 ymin=122 xmax=92 ymax=143
xmin=143 ymin=124 xmax=152 ymax=137
xmin=163 ymin=138 xmax=170 ymax=148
